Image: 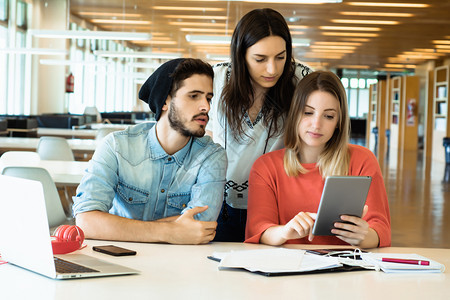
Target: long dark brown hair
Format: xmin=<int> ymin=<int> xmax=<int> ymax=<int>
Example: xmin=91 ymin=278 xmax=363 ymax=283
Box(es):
xmin=220 ymin=8 xmax=296 ymax=139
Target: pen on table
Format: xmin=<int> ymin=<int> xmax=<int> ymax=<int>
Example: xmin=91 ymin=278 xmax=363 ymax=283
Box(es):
xmin=381 ymin=258 xmax=430 ymax=266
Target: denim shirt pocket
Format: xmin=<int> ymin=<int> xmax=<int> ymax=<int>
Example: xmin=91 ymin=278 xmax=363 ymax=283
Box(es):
xmin=167 ymin=192 xmax=191 ymax=216
xmin=117 ymin=180 xmax=150 ymax=205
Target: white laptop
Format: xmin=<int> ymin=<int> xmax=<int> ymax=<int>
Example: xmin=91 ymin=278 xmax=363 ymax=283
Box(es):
xmin=0 ymin=174 xmax=140 ymax=279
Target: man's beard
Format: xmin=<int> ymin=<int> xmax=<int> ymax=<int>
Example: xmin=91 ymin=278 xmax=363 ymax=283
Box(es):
xmin=168 ymin=101 xmax=207 ymax=138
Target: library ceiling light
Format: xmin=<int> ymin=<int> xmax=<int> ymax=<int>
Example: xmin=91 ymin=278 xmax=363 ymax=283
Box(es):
xmin=331 ymin=19 xmax=399 ymax=25
xmin=320 ymin=26 xmax=381 ymax=32
xmin=339 ymin=12 xmax=414 ymax=17
xmin=185 ymin=35 xmax=231 ymax=44
xmin=127 ymin=62 xmax=162 ymax=69
xmin=77 ymin=12 xmax=144 ymax=18
xmin=322 ymin=32 xmax=379 ymax=37
xmin=180 ymin=28 xmax=230 ymax=33
xmin=225 ymin=0 xmax=342 ymax=3
xmin=0 ymin=48 xmax=67 ymax=55
xmin=90 ymin=19 xmax=152 ymax=25
xmin=170 ymin=22 xmax=226 ymax=27
xmin=206 ymin=54 xmax=229 ymax=61
xmin=152 ymin=6 xmax=225 ymax=12
xmin=347 ymin=2 xmax=429 ymax=8
xmin=335 ymin=65 xmax=370 ymax=69
xmin=385 ymin=64 xmax=416 ymax=69
xmin=292 ymin=39 xmax=310 ymax=47
xmin=39 ymin=59 xmax=112 ymax=66
xmin=94 ymin=51 xmax=182 ymax=59
xmin=432 ymin=40 xmax=450 ymax=45
xmin=28 ymin=30 xmax=151 ymax=41
xmin=163 ymin=15 xmax=228 ymax=20
xmin=314 ymin=41 xmax=363 ymax=46
xmin=289 ymin=25 xmax=309 ymax=30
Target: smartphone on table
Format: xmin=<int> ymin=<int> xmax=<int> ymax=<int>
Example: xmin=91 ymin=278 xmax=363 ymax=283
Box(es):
xmin=93 ymin=245 xmax=137 ymax=256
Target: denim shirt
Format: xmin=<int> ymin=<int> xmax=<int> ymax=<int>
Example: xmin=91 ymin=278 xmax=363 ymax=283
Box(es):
xmin=72 ymin=122 xmax=227 ymax=222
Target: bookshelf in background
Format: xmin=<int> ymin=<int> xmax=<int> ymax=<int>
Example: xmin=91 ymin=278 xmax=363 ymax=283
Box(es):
xmin=375 ymin=80 xmax=387 ymax=164
xmin=387 ymin=75 xmax=420 ymax=167
xmin=432 ymin=65 xmax=450 ymax=163
xmin=388 ymin=76 xmax=402 ymax=160
xmin=366 ymin=80 xmax=387 ymax=160
xmin=366 ymin=83 xmax=378 ymax=151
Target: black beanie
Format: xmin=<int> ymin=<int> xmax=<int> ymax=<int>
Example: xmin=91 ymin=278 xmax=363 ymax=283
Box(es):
xmin=139 ymin=58 xmax=186 ymax=121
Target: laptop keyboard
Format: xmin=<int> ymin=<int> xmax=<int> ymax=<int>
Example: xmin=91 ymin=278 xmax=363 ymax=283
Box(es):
xmin=54 ymin=257 xmax=100 ymax=273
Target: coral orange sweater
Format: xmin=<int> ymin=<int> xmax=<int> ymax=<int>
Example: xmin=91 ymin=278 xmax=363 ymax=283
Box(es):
xmin=245 ymin=144 xmax=391 ymax=247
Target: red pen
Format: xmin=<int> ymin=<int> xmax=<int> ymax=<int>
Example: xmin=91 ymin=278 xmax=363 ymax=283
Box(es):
xmin=382 ymin=258 xmax=430 ymax=266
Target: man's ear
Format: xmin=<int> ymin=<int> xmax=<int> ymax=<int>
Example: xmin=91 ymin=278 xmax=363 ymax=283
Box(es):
xmin=161 ymin=95 xmax=171 ymax=111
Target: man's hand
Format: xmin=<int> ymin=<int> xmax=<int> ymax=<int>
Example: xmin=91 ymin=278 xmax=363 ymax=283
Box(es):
xmin=168 ymin=206 xmax=217 ymax=245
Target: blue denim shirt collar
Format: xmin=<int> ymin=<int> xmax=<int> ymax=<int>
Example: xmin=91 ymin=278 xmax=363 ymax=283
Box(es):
xmin=148 ymin=124 xmax=192 ymax=167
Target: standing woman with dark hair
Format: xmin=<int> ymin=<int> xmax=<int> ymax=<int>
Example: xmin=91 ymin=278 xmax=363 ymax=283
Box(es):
xmin=206 ymin=8 xmax=312 ymax=242
xmin=245 ymin=71 xmax=391 ymax=248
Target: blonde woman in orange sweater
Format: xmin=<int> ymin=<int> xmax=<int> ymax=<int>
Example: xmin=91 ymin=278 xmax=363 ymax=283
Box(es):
xmin=245 ymin=71 xmax=391 ymax=248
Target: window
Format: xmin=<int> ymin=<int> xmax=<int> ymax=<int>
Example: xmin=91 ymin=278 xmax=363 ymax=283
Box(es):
xmin=0 ymin=0 xmax=7 ymax=22
xmin=0 ymin=25 xmax=7 ymax=114
xmin=1 ymin=0 xmax=28 ymax=115
xmin=16 ymin=1 xmax=26 ymax=28
xmin=66 ymin=29 xmax=137 ymax=114
xmin=342 ymin=71 xmax=377 ymax=119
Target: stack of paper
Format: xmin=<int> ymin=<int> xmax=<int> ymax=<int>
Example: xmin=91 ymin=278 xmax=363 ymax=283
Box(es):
xmin=213 ymin=248 xmax=342 ymax=275
xmin=360 ymin=253 xmax=445 ymax=273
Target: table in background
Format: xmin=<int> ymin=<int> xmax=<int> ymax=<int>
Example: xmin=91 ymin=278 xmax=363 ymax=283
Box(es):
xmin=37 ymin=124 xmax=130 ymax=139
xmin=0 ymin=159 xmax=88 ymax=186
xmin=0 ymin=137 xmax=98 ymax=160
xmin=0 ymin=242 xmax=448 ymax=300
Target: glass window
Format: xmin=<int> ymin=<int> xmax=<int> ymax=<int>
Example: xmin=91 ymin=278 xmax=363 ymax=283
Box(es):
xmin=0 ymin=0 xmax=7 ymax=22
xmin=0 ymin=25 xmax=7 ymax=114
xmin=12 ymin=31 xmax=26 ymax=114
xmin=358 ymin=78 xmax=366 ymax=89
xmin=341 ymin=78 xmax=348 ymax=88
xmin=16 ymin=1 xmax=26 ymax=28
xmin=350 ymin=78 xmax=359 ymax=89
xmin=349 ymin=89 xmax=358 ymax=117
xmin=358 ymin=89 xmax=369 ymax=118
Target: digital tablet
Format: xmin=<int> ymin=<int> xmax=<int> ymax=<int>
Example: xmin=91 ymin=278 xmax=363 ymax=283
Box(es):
xmin=312 ymin=176 xmax=372 ymax=236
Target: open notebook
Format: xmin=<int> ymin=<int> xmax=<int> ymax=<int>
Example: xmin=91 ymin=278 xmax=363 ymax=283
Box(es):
xmin=0 ymin=174 xmax=139 ymax=279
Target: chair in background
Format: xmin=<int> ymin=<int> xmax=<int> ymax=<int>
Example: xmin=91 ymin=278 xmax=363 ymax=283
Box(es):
xmin=37 ymin=136 xmax=75 ymax=161
xmin=83 ymin=106 xmax=102 ymax=123
xmin=1 ymin=166 xmax=70 ymax=228
xmin=95 ymin=127 xmax=122 ymax=141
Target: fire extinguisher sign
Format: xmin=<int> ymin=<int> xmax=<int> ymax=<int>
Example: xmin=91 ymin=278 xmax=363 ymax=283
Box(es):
xmin=66 ymin=73 xmax=74 ymax=93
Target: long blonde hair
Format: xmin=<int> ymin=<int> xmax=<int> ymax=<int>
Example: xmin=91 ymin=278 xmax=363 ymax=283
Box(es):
xmin=283 ymin=71 xmax=350 ymax=178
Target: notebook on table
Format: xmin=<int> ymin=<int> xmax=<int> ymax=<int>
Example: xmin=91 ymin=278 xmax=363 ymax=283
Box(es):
xmin=0 ymin=174 xmax=140 ymax=280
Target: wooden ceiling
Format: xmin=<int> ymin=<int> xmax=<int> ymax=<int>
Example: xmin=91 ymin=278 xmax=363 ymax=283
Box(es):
xmin=69 ymin=0 xmax=450 ymax=72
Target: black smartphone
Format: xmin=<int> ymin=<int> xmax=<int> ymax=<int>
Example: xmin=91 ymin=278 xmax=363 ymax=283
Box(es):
xmin=93 ymin=245 xmax=137 ymax=256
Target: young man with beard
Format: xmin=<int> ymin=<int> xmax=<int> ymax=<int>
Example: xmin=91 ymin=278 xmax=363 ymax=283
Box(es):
xmin=73 ymin=59 xmax=227 ymax=245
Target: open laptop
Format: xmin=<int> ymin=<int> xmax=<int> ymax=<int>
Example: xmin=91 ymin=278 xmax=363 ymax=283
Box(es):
xmin=0 ymin=174 xmax=139 ymax=279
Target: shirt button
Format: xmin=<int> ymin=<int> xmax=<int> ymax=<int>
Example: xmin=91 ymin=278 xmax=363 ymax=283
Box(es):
xmin=128 ymin=197 xmax=133 ymax=202
xmin=168 ymin=157 xmax=172 ymax=161
xmin=161 ymin=189 xmax=165 ymax=193
xmin=182 ymin=204 xmax=187 ymax=208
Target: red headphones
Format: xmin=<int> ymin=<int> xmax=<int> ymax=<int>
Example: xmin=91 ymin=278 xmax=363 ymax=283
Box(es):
xmin=51 ymin=225 xmax=85 ymax=254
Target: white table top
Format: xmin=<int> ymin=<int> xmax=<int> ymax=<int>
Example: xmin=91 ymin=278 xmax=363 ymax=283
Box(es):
xmin=0 ymin=241 xmax=448 ymax=300
xmin=0 ymin=159 xmax=88 ymax=186
xmin=0 ymin=137 xmax=98 ymax=152
xmin=37 ymin=124 xmax=130 ymax=139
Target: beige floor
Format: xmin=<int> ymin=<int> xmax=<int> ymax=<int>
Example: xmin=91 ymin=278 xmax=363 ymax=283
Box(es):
xmin=357 ymin=132 xmax=450 ymax=249
xmin=382 ymin=149 xmax=450 ymax=249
